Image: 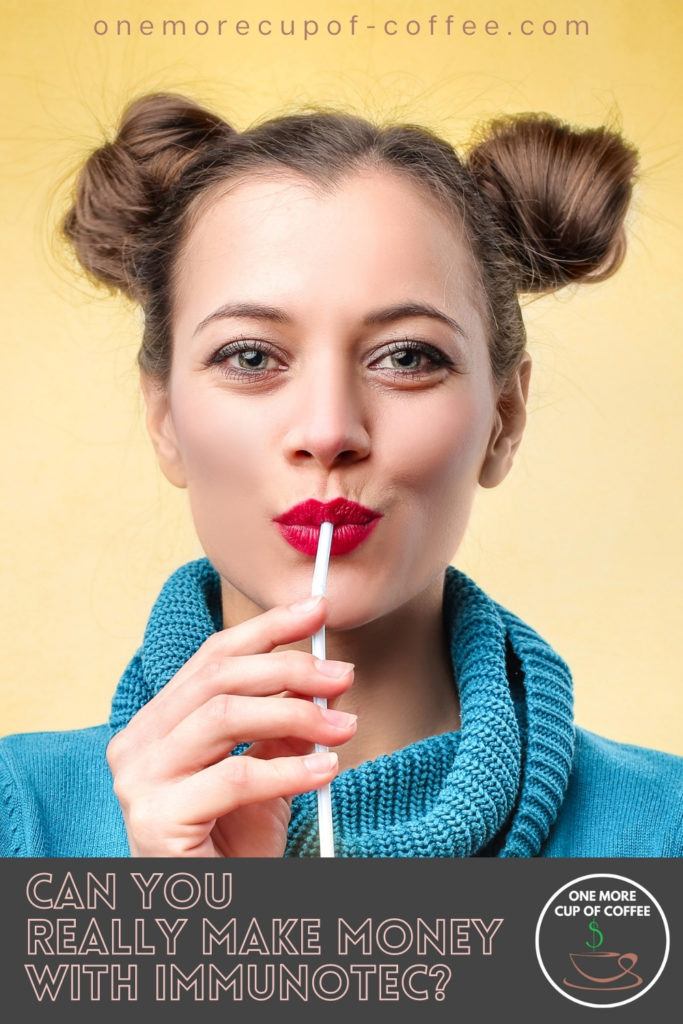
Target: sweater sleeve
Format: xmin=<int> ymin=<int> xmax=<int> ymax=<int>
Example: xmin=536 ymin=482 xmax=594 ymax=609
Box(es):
xmin=0 ymin=740 xmax=27 ymax=856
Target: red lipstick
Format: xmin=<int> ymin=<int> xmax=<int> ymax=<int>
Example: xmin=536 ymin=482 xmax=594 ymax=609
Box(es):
xmin=273 ymin=497 xmax=383 ymax=556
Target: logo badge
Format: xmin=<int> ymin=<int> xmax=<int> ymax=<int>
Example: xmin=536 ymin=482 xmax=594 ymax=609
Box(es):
xmin=535 ymin=873 xmax=669 ymax=1007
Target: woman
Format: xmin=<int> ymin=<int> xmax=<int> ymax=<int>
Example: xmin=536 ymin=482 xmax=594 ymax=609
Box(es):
xmin=1 ymin=93 xmax=681 ymax=858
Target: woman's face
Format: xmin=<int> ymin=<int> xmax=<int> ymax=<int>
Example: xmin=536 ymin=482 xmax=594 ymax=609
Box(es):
xmin=143 ymin=169 xmax=520 ymax=627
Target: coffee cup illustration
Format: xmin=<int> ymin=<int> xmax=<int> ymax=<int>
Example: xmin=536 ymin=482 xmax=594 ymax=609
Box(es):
xmin=563 ymin=952 xmax=643 ymax=991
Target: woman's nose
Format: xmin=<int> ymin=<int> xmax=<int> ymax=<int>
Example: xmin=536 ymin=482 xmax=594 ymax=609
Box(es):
xmin=281 ymin=365 xmax=371 ymax=468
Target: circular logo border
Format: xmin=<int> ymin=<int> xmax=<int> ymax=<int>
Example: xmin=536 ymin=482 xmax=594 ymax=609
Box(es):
xmin=534 ymin=872 xmax=670 ymax=1008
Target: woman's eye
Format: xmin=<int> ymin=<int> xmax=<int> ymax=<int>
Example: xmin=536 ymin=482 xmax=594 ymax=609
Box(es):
xmin=371 ymin=342 xmax=450 ymax=377
xmin=209 ymin=340 xmax=281 ymax=378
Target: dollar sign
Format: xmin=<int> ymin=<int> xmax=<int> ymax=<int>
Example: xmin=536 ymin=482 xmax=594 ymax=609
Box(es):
xmin=585 ymin=918 xmax=604 ymax=950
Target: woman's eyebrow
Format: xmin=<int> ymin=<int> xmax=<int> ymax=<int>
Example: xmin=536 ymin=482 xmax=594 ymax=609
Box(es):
xmin=193 ymin=301 xmax=468 ymax=341
xmin=365 ymin=302 xmax=468 ymax=341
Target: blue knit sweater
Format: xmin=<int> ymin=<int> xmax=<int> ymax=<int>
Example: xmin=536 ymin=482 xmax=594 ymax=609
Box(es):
xmin=1 ymin=559 xmax=681 ymax=857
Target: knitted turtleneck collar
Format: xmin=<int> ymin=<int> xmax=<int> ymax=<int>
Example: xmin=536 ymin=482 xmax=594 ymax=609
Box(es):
xmin=109 ymin=558 xmax=575 ymax=858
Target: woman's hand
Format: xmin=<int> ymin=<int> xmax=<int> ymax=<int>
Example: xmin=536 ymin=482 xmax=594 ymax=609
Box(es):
xmin=105 ymin=595 xmax=356 ymax=857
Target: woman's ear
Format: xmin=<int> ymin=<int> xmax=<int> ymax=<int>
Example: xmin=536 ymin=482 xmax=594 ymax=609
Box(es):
xmin=139 ymin=372 xmax=187 ymax=489
xmin=478 ymin=352 xmax=532 ymax=489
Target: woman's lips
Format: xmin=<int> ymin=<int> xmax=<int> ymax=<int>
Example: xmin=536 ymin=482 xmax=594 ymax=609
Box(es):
xmin=275 ymin=519 xmax=380 ymax=556
xmin=273 ymin=496 xmax=383 ymax=556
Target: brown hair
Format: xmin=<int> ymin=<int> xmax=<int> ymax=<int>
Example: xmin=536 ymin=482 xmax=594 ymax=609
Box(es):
xmin=60 ymin=92 xmax=640 ymax=403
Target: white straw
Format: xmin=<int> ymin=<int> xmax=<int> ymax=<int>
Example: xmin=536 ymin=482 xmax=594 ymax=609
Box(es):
xmin=310 ymin=521 xmax=335 ymax=857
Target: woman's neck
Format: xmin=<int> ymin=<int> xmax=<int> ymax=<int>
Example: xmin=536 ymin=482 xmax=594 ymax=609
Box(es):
xmin=220 ymin=571 xmax=461 ymax=774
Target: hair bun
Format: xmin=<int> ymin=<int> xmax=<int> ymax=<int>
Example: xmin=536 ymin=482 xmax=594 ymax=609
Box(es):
xmin=465 ymin=111 xmax=640 ymax=294
xmin=60 ymin=91 xmax=235 ymax=302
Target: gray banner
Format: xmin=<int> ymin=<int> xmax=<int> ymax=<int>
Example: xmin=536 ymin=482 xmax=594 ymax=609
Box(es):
xmin=2 ymin=858 xmax=679 ymax=1021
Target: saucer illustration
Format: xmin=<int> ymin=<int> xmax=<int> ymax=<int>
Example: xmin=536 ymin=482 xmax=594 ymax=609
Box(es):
xmin=563 ymin=952 xmax=643 ymax=991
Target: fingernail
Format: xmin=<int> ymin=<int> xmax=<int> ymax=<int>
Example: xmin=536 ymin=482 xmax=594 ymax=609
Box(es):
xmin=321 ymin=707 xmax=358 ymax=728
xmin=315 ymin=657 xmax=355 ymax=677
xmin=303 ymin=751 xmax=338 ymax=773
xmin=288 ymin=595 xmax=322 ymax=613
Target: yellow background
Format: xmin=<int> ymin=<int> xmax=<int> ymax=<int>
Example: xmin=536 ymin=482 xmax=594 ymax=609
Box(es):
xmin=1 ymin=0 xmax=681 ymax=754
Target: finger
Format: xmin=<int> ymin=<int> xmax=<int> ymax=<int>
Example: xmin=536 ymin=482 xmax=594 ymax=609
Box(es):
xmin=160 ymin=693 xmax=357 ymax=777
xmin=165 ymin=594 xmax=332 ymax=699
xmin=247 ymin=740 xmax=322 ymax=810
xmin=243 ymin=737 xmax=315 ymax=760
xmin=243 ymin=740 xmax=311 ymax=811
xmin=110 ymin=596 xmax=334 ymax=754
xmin=112 ymin=651 xmax=354 ymax=762
xmin=172 ymin=749 xmax=341 ymax=824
